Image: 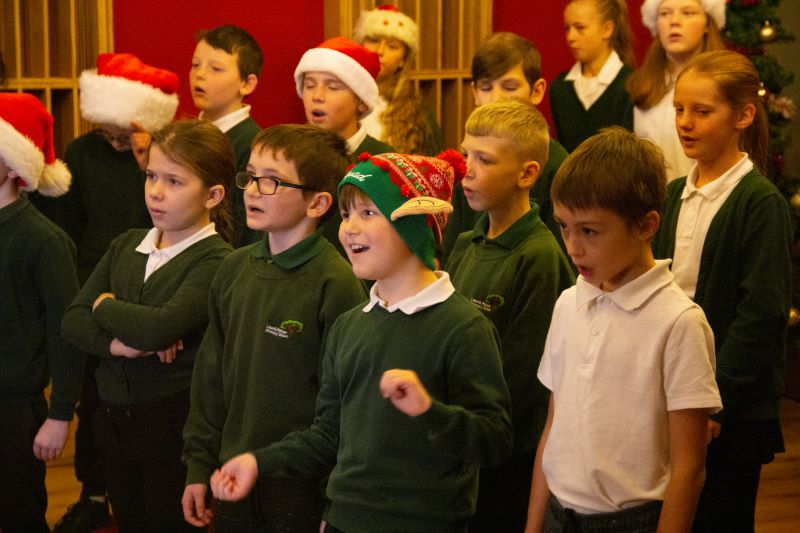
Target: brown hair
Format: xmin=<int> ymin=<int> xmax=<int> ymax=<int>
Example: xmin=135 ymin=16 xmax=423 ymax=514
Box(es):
xmin=338 ymin=182 xmax=371 ymax=212
xmin=150 ymin=120 xmax=236 ymax=243
xmin=626 ymin=14 xmax=725 ymax=109
xmin=465 ymin=98 xmax=550 ymax=166
xmin=252 ymin=124 xmax=350 ymax=221
xmin=569 ymin=0 xmax=636 ymax=67
xmin=552 ymin=127 xmax=666 ymax=225
xmin=196 ymin=25 xmax=263 ymax=80
xmin=377 ymin=59 xmax=436 ymax=155
xmin=472 ymin=32 xmax=542 ymax=87
xmin=678 ymin=50 xmax=769 ymax=173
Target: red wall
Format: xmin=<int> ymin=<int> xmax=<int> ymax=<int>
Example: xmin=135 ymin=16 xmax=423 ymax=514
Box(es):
xmin=113 ymin=1 xmax=652 ymax=131
xmin=492 ymin=0 xmax=653 ymax=126
xmin=113 ymin=1 xmax=325 ymax=128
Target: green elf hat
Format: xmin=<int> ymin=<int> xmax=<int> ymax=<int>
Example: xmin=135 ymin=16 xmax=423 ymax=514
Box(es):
xmin=339 ymin=150 xmax=466 ymax=270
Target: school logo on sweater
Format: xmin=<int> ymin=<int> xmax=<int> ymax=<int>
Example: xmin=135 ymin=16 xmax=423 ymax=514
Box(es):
xmin=265 ymin=319 xmax=305 ymax=340
xmin=471 ymin=294 xmax=505 ymax=313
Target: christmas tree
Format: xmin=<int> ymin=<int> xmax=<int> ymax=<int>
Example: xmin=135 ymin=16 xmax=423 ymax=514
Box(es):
xmin=724 ymin=0 xmax=795 ymax=184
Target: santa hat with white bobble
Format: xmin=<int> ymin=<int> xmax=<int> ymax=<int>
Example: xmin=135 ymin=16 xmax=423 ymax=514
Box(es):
xmin=0 ymin=93 xmax=71 ymax=197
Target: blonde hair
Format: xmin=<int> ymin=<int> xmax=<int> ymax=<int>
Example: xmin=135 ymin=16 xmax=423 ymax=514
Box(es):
xmin=465 ymin=98 xmax=550 ymax=165
xmin=376 ymin=49 xmax=436 ymax=155
xmin=627 ymin=12 xmax=725 ymax=109
xmin=678 ymin=50 xmax=769 ymax=173
xmin=150 ymin=120 xmax=235 ymax=243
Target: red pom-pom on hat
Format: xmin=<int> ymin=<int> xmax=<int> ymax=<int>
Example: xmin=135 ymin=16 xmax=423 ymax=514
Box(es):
xmin=357 ymin=152 xmax=371 ymax=162
xmin=435 ymin=149 xmax=466 ymax=186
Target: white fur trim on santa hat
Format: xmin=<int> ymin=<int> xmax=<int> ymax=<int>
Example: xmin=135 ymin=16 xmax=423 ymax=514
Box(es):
xmin=0 ymin=117 xmax=71 ymax=197
xmin=79 ymin=70 xmax=179 ymax=132
xmin=353 ymin=8 xmax=419 ymax=55
xmin=641 ymin=0 xmax=726 ymax=36
xmin=294 ymin=48 xmax=379 ymax=113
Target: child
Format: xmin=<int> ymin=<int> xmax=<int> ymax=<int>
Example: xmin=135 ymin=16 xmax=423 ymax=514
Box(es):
xmin=54 ymin=52 xmax=180 ymax=532
xmin=191 ymin=24 xmax=263 ymax=247
xmin=653 ymin=50 xmax=793 ymax=532
xmin=526 ymin=127 xmax=722 ymax=532
xmin=353 ymin=5 xmax=443 ymax=155
xmin=550 ymin=0 xmax=635 ymax=153
xmin=295 ymin=36 xmax=394 ymax=156
xmin=0 ymin=93 xmax=80 ymax=533
xmin=61 ymin=120 xmax=234 ymax=533
xmin=446 ymin=98 xmax=574 ymax=531
xmin=443 ymin=32 xmax=569 ymax=262
xmin=210 ymin=151 xmax=513 ymax=531
xmin=627 ymin=0 xmax=726 ymax=181
xmin=181 ymin=124 xmax=367 ymax=532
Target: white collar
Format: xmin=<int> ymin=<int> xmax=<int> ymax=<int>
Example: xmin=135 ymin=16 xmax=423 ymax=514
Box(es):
xmin=575 ymin=259 xmax=674 ymax=311
xmin=682 ymin=154 xmax=753 ymax=201
xmin=362 ymin=271 xmax=455 ymax=315
xmin=135 ymin=223 xmax=217 ymax=256
xmin=346 ymin=123 xmax=368 ymax=154
xmin=564 ymin=51 xmax=624 ymax=84
xmin=201 ymin=105 xmax=251 ymax=133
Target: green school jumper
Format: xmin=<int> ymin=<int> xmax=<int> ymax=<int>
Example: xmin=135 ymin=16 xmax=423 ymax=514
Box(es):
xmin=549 ymin=65 xmax=634 ymax=153
xmin=182 ymin=231 xmax=367 ymax=485
xmin=446 ymin=206 xmax=574 ymax=453
xmin=653 ymin=168 xmax=792 ymax=427
xmin=0 ymin=196 xmax=82 ymax=420
xmin=441 ymin=138 xmax=569 ymax=264
xmin=252 ymin=290 xmax=512 ymax=532
xmin=226 ymin=116 xmax=262 ymax=248
xmin=59 ymin=130 xmax=151 ymax=283
xmin=61 ymin=229 xmax=232 ymax=404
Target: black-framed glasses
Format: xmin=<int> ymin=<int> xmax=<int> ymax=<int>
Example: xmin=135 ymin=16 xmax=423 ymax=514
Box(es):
xmin=235 ymin=171 xmax=318 ymax=196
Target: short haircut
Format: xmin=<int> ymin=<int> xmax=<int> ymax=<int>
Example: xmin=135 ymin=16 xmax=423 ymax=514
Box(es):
xmin=252 ymin=124 xmax=350 ymax=201
xmin=472 ymin=32 xmax=541 ymax=87
xmin=552 ymin=127 xmax=666 ymax=225
xmin=197 ymin=25 xmax=263 ymax=79
xmin=338 ymin=182 xmax=371 ymax=212
xmin=465 ymin=98 xmax=549 ymax=165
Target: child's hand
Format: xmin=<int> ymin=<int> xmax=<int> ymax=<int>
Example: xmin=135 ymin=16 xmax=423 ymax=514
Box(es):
xmin=109 ymin=338 xmax=153 ymax=358
xmin=130 ymin=121 xmax=152 ymax=171
xmin=156 ymin=339 xmax=184 ymax=364
xmin=182 ymin=483 xmax=213 ymax=527
xmin=707 ymin=419 xmax=722 ymax=444
xmin=379 ymin=369 xmax=432 ymax=417
xmin=92 ymin=292 xmax=115 ymax=311
xmin=210 ymin=453 xmax=258 ymax=501
xmin=33 ymin=418 xmax=69 ymax=461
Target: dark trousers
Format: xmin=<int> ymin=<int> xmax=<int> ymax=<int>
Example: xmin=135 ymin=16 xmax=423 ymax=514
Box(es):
xmin=0 ymin=399 xmax=50 ymax=533
xmin=95 ymin=389 xmax=202 ymax=533
xmin=74 ymin=353 xmax=106 ymax=497
xmin=692 ymin=451 xmax=762 ymax=533
xmin=469 ymin=452 xmax=535 ymax=532
xmin=544 ymin=496 xmax=661 ymax=533
xmin=213 ymin=475 xmax=324 ymax=532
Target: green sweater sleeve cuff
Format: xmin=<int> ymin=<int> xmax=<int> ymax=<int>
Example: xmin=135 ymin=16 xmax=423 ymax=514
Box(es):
xmin=47 ymin=401 xmax=76 ymax=421
xmin=185 ymin=462 xmax=215 ymax=486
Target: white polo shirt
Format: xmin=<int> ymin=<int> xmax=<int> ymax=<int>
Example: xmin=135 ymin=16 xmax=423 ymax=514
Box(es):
xmin=565 ymin=50 xmax=625 ymax=110
xmin=672 ymin=154 xmax=753 ymax=299
xmin=538 ymin=260 xmax=721 ymax=514
xmin=136 ymin=223 xmax=217 ymax=282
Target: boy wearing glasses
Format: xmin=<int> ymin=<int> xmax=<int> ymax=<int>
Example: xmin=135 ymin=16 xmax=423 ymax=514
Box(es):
xmin=181 ymin=124 xmax=367 ymax=532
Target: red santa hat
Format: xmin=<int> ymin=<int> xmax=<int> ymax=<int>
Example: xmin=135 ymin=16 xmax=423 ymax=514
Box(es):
xmin=0 ymin=93 xmax=71 ymax=197
xmin=79 ymin=53 xmax=179 ymax=132
xmin=353 ymin=4 xmax=419 ymax=56
xmin=294 ymin=36 xmax=380 ymax=112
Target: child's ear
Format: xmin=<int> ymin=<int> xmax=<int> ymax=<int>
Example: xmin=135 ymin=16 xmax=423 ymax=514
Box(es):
xmin=530 ymin=78 xmax=547 ymax=106
xmin=356 ymin=99 xmax=369 ymax=117
xmin=471 ymin=81 xmax=481 ymax=106
xmin=204 ymin=184 xmax=225 ymax=210
xmin=638 ymin=210 xmax=661 ymax=241
xmin=518 ymin=160 xmax=542 ymax=188
xmin=735 ymin=102 xmax=757 ymax=131
xmin=239 ymin=73 xmax=258 ymax=98
xmin=602 ymin=19 xmax=615 ymax=41
xmin=306 ymin=191 xmax=333 ymax=219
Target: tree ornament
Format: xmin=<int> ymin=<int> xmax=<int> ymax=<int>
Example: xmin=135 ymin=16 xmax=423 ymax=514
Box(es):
xmin=790 ymin=190 xmax=800 ymax=213
xmin=790 ymin=306 xmax=800 ymax=327
xmin=759 ymin=21 xmax=777 ymax=43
